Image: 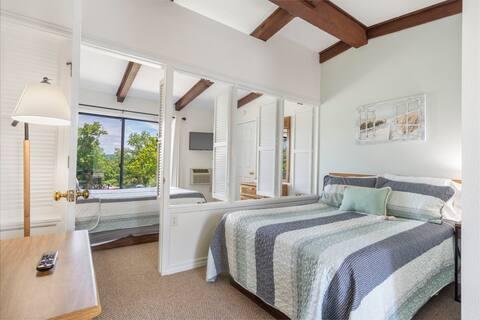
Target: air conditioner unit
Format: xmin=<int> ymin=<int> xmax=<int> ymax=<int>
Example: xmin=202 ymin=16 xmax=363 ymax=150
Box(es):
xmin=190 ymin=168 xmax=211 ymax=185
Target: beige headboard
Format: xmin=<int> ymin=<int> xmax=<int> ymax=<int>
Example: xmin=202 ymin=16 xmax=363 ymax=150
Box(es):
xmin=329 ymin=172 xmax=462 ymax=184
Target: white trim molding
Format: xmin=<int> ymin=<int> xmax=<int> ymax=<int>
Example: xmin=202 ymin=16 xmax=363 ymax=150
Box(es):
xmin=163 ymin=257 xmax=208 ymax=276
xmin=0 ymin=9 xmax=71 ymax=39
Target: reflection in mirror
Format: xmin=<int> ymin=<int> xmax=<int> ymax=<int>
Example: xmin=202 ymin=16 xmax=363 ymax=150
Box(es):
xmin=169 ymin=71 xmax=232 ymax=205
xmin=75 ymin=45 xmax=164 ymax=246
xmin=235 ymin=90 xmax=280 ymax=201
xmin=281 ymin=100 xmax=316 ymax=197
xmin=282 ymin=116 xmax=291 ymax=183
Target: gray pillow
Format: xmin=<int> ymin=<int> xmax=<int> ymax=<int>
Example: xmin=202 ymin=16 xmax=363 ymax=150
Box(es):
xmin=375 ymin=177 xmax=455 ymax=223
xmin=321 ymin=175 xmax=377 ymax=207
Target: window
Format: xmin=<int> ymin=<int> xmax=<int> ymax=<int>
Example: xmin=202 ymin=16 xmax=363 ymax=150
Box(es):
xmin=76 ymin=113 xmax=158 ymax=190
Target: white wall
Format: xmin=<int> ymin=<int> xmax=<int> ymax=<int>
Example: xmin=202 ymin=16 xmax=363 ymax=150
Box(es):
xmin=461 ymin=0 xmax=480 ymax=318
xmin=0 ymin=19 xmax=70 ymax=238
xmin=319 ymin=16 xmax=462 ymax=182
xmin=79 ymin=88 xmax=160 ymax=118
xmin=173 ymin=100 xmax=214 ymax=202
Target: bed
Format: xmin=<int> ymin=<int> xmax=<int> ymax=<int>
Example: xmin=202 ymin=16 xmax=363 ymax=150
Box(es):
xmin=80 ymin=186 xmax=207 ymax=205
xmin=207 ymin=202 xmax=455 ymax=320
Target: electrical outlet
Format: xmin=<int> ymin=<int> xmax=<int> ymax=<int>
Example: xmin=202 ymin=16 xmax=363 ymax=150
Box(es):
xmin=171 ymin=216 xmax=178 ymax=227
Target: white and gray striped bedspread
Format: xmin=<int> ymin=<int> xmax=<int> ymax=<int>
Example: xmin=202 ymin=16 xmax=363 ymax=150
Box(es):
xmin=206 ymin=202 xmax=454 ymax=320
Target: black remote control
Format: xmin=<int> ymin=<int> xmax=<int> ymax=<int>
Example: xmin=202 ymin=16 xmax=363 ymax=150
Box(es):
xmin=36 ymin=251 xmax=58 ymax=272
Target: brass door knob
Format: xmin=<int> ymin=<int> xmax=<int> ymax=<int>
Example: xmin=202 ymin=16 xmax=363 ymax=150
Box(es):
xmin=54 ymin=189 xmax=89 ymax=202
xmin=54 ymin=190 xmax=74 ymax=202
xmin=76 ymin=189 xmax=89 ymax=200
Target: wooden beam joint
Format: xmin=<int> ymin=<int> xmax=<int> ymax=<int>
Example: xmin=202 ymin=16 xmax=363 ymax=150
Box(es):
xmin=270 ymin=0 xmax=367 ymax=48
xmin=318 ymin=0 xmax=462 ymax=63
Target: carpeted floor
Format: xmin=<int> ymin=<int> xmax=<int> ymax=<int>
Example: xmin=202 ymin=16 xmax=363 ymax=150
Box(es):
xmin=92 ymin=242 xmax=460 ymax=320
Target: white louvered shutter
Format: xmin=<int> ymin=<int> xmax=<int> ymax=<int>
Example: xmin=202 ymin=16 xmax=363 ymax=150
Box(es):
xmin=292 ymin=107 xmax=314 ymax=195
xmin=212 ymin=90 xmax=232 ymax=201
xmin=0 ymin=22 xmax=67 ymax=225
xmin=256 ymin=101 xmax=278 ymax=197
xmin=156 ymin=81 xmax=166 ymax=197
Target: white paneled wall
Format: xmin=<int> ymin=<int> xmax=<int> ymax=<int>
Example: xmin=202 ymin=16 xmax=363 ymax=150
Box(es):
xmin=292 ymin=107 xmax=314 ymax=195
xmin=257 ymin=101 xmax=278 ymax=197
xmin=0 ymin=20 xmax=68 ymax=236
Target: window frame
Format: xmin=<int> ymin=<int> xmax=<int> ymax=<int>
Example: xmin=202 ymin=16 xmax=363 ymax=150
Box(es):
xmin=77 ymin=112 xmax=159 ymax=190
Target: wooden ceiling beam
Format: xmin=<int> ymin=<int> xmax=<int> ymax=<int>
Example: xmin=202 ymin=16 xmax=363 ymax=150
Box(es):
xmin=319 ymin=41 xmax=352 ymax=63
xmin=269 ymin=0 xmax=367 ymax=48
xmin=318 ymin=0 xmax=462 ymax=64
xmin=116 ymin=61 xmax=141 ymax=103
xmin=175 ymin=79 xmax=214 ymax=111
xmin=237 ymin=92 xmax=263 ymax=108
xmin=367 ymin=0 xmax=462 ymax=39
xmin=251 ymin=8 xmax=294 ymax=41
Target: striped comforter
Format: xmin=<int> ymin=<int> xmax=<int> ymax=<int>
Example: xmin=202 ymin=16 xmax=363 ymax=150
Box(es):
xmin=206 ymin=202 xmax=454 ymax=320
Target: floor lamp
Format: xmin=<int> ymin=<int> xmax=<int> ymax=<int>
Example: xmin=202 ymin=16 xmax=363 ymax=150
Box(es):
xmin=11 ymin=77 xmax=71 ymax=237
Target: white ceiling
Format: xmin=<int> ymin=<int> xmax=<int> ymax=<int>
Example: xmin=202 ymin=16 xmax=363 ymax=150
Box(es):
xmin=173 ymin=0 xmax=447 ymax=52
xmin=332 ymin=0 xmax=445 ymax=26
xmin=80 ymin=47 xmax=252 ymax=110
xmin=80 ymin=47 xmax=164 ymax=101
xmin=276 ymin=18 xmax=339 ymax=52
xmin=174 ymin=0 xmax=277 ymax=35
xmin=173 ymin=72 xmax=232 ymax=101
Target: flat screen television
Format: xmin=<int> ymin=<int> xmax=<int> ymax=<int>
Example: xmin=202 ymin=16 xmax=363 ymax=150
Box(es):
xmin=189 ymin=132 xmax=213 ymax=151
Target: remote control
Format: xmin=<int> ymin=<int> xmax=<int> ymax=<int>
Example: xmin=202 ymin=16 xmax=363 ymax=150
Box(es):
xmin=36 ymin=251 xmax=58 ymax=272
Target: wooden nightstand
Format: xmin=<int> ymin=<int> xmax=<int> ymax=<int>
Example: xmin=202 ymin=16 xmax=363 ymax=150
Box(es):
xmin=454 ymin=223 xmax=461 ymax=302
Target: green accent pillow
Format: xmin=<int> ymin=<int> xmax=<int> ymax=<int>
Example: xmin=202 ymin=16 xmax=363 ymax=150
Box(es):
xmin=339 ymin=186 xmax=392 ymax=216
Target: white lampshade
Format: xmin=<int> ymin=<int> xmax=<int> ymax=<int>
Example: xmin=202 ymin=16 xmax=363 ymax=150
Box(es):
xmin=12 ymin=81 xmax=71 ymax=126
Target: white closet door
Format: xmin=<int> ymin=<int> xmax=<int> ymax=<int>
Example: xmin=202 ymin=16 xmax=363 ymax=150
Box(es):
xmin=292 ymin=107 xmax=314 ymax=195
xmin=256 ymin=101 xmax=278 ymax=197
xmin=212 ymin=89 xmax=232 ymax=201
xmin=237 ymin=121 xmax=257 ymax=182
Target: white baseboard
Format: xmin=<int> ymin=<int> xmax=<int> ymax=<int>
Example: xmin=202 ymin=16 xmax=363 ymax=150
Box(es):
xmin=0 ymin=217 xmax=61 ymax=232
xmin=0 ymin=220 xmax=64 ymax=240
xmin=162 ymin=257 xmax=207 ymax=276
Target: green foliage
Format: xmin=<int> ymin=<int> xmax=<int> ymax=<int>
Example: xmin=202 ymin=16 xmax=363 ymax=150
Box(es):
xmin=76 ymin=120 xmax=157 ymax=190
xmin=76 ymin=121 xmax=117 ymax=189
xmin=123 ymin=132 xmax=158 ymax=187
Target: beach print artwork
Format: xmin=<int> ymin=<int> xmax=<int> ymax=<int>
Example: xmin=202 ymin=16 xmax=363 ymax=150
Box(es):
xmin=356 ymin=94 xmax=426 ymax=144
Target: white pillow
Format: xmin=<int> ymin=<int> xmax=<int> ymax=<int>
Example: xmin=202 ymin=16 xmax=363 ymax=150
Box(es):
xmin=382 ymin=173 xmax=462 ymax=222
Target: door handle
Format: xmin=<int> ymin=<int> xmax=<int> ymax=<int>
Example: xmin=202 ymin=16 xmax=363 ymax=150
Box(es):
xmin=76 ymin=189 xmax=90 ymax=200
xmin=54 ymin=189 xmax=89 ymax=202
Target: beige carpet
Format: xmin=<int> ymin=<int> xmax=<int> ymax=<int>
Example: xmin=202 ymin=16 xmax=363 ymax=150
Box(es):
xmin=92 ymin=242 xmax=460 ymax=320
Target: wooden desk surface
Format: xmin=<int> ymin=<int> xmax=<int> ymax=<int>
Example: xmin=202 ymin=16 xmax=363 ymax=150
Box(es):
xmin=0 ymin=231 xmax=101 ymax=320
